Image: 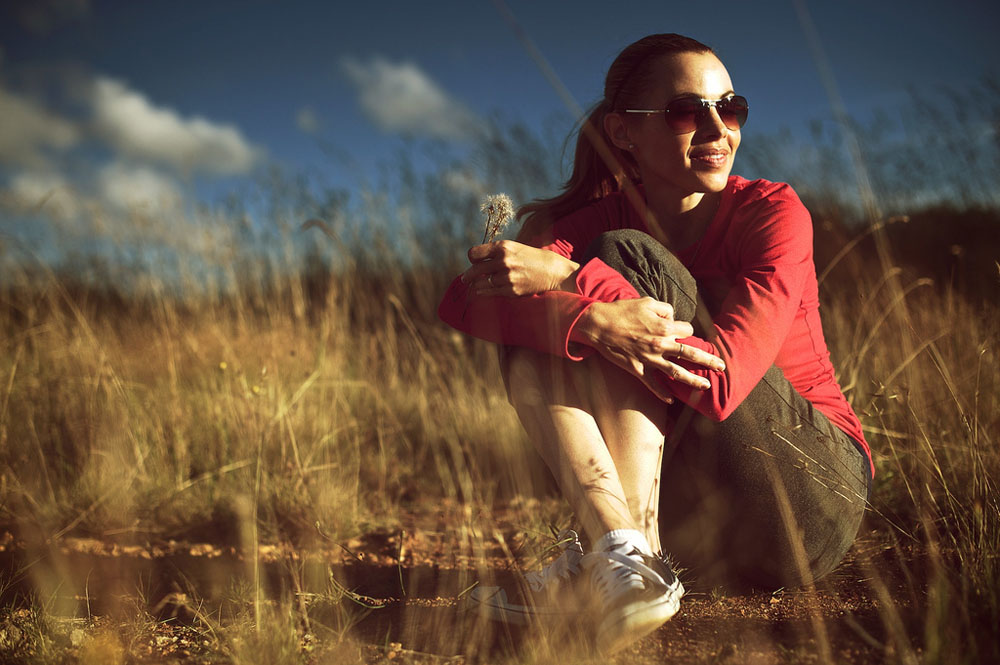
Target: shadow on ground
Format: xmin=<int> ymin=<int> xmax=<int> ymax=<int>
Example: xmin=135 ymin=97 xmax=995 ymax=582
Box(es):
xmin=0 ymin=523 xmax=940 ymax=663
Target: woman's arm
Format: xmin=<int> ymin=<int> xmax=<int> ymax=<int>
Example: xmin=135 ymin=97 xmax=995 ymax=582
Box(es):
xmin=636 ymin=189 xmax=815 ymax=420
xmin=437 ymin=201 xmax=626 ymax=358
xmin=437 ymin=265 xmax=600 ymax=359
xmin=437 ymin=239 xmax=638 ymax=360
xmin=570 ymin=297 xmax=725 ymax=403
xmin=437 ymin=236 xmax=724 ymax=396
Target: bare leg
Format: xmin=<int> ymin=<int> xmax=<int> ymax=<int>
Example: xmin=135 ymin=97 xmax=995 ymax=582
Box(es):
xmin=586 ymin=357 xmax=671 ymax=552
xmin=506 ymin=347 xmax=668 ymax=551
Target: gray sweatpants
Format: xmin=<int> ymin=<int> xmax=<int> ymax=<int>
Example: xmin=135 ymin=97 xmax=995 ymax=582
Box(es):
xmin=585 ymin=229 xmax=870 ymax=590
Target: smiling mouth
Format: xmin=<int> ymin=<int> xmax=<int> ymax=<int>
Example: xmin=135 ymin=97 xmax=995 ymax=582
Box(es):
xmin=690 ymin=150 xmax=729 ymax=168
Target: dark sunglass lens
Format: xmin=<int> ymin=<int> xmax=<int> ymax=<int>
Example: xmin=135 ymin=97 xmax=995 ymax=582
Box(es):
xmin=718 ymin=96 xmax=749 ymax=129
xmin=664 ymin=99 xmax=701 ymax=133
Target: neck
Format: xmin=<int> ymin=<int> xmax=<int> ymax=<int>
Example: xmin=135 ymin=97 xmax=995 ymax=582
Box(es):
xmin=643 ymin=186 xmax=721 ymax=251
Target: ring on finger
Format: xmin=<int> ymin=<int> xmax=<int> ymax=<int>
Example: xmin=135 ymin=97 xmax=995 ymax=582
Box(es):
xmin=677 ymin=342 xmax=685 ymax=355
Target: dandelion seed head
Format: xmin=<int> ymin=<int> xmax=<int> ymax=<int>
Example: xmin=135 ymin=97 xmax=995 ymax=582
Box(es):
xmin=480 ymin=193 xmax=514 ymax=221
xmin=480 ymin=193 xmax=515 ymax=243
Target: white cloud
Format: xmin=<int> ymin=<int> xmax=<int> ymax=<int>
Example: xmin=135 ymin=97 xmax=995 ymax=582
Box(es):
xmin=0 ymin=85 xmax=79 ymax=168
xmin=340 ymin=56 xmax=482 ymax=141
xmin=4 ymin=171 xmax=82 ymax=221
xmin=97 ymin=162 xmax=182 ymax=213
xmin=442 ymin=169 xmax=485 ymax=197
xmin=91 ymin=77 xmax=261 ymax=175
xmin=296 ymin=106 xmax=320 ymax=134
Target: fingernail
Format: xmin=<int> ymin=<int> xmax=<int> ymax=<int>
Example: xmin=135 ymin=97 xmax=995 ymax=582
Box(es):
xmin=700 ymin=380 xmax=711 ymax=390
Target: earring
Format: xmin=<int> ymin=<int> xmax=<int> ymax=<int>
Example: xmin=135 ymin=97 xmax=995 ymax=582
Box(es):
xmin=628 ymin=143 xmax=635 ymax=150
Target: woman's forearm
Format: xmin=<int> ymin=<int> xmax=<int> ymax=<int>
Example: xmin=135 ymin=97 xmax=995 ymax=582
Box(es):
xmin=569 ymin=299 xmax=725 ymax=401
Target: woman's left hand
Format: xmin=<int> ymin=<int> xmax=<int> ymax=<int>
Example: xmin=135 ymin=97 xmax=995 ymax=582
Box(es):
xmin=462 ymin=240 xmax=580 ymax=297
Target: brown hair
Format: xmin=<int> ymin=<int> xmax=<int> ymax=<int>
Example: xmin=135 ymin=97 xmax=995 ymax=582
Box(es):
xmin=517 ymin=34 xmax=714 ymax=240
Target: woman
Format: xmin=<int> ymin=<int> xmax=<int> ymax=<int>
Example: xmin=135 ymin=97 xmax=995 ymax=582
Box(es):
xmin=438 ymin=33 xmax=871 ymax=653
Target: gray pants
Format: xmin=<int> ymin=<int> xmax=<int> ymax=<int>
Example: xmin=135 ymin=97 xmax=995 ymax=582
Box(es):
xmin=585 ymin=229 xmax=870 ymax=590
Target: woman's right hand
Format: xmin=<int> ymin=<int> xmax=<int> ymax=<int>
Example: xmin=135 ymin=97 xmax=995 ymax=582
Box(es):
xmin=572 ymin=298 xmax=726 ymax=403
xmin=461 ymin=240 xmax=579 ymax=297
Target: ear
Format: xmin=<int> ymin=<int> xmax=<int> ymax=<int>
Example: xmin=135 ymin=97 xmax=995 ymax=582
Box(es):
xmin=603 ymin=112 xmax=632 ymax=151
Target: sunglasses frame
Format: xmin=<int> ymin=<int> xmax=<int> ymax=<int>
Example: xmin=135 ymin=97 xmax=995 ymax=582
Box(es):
xmin=623 ymin=95 xmax=749 ymax=135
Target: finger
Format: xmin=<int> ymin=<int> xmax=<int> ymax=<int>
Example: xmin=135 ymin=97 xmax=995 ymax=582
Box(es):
xmin=651 ymin=300 xmax=675 ymax=320
xmin=599 ymin=348 xmax=675 ymax=403
xmin=665 ymin=320 xmax=694 ymax=338
xmin=636 ymin=297 xmax=673 ymax=318
xmin=655 ymin=360 xmax=711 ymax=390
xmin=474 ymin=284 xmax=514 ymax=298
xmin=474 ymin=272 xmax=512 ymax=296
xmin=672 ymin=342 xmax=726 ymax=372
xmin=475 ymin=273 xmax=492 ymax=291
xmin=640 ymin=372 xmax=676 ymax=403
xmin=467 ymin=242 xmax=499 ymax=263
xmin=461 ymin=260 xmax=495 ymax=283
xmin=476 ymin=272 xmax=508 ymax=289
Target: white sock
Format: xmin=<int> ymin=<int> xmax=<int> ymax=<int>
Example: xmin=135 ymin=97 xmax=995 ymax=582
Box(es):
xmin=594 ymin=529 xmax=652 ymax=557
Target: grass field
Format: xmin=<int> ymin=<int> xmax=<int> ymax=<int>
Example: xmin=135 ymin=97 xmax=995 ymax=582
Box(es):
xmin=0 ymin=196 xmax=998 ymax=663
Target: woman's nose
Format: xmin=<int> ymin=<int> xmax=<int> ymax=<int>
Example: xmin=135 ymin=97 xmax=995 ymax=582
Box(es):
xmin=696 ymin=106 xmax=728 ymax=138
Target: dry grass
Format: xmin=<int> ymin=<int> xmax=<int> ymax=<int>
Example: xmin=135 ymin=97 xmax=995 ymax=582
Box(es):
xmin=819 ymin=245 xmax=1000 ymax=664
xmin=0 ymin=197 xmax=998 ymax=663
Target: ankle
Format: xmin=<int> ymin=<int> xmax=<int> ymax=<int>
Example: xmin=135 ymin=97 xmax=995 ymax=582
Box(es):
xmin=594 ymin=529 xmax=652 ymax=556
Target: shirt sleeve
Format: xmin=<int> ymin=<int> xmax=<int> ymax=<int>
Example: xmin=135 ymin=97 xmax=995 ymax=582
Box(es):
xmin=437 ymin=265 xmax=599 ymax=359
xmin=437 ymin=184 xmax=813 ymax=424
xmin=437 ymin=198 xmax=640 ymax=359
xmin=656 ymin=190 xmax=814 ymax=421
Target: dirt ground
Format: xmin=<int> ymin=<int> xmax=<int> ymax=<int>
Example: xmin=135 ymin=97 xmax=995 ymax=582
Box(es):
xmin=0 ymin=501 xmax=933 ymax=664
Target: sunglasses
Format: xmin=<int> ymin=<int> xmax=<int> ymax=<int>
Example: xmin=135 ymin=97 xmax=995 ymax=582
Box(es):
xmin=624 ymin=95 xmax=749 ymax=134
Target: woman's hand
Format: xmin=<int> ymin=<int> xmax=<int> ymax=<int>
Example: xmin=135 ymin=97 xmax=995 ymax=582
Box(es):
xmin=462 ymin=240 xmax=580 ymax=297
xmin=574 ymin=298 xmax=726 ymax=402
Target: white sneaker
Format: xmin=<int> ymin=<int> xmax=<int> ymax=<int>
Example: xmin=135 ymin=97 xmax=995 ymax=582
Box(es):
xmin=469 ymin=530 xmax=586 ymax=625
xmin=584 ymin=547 xmax=684 ymax=654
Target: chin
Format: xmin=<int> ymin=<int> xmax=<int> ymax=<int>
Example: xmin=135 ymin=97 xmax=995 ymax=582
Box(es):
xmin=694 ymin=170 xmax=732 ymax=192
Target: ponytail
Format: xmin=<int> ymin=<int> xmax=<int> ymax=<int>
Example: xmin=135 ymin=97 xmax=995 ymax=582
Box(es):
xmin=517 ymin=100 xmax=638 ymax=241
xmin=517 ymin=33 xmax=713 ymax=240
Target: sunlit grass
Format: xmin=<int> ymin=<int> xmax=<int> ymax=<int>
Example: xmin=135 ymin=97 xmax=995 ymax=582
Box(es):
xmin=1 ymin=197 xmax=998 ymax=663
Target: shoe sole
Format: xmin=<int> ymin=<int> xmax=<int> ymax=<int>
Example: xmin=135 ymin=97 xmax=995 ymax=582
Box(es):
xmin=596 ymin=580 xmax=684 ymax=654
xmin=468 ymin=586 xmax=583 ymax=626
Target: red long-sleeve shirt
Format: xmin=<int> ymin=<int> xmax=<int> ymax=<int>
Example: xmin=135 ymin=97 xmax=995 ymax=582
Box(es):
xmin=439 ymin=176 xmax=872 ymax=475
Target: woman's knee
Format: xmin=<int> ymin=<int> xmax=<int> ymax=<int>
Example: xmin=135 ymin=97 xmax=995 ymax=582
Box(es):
xmin=742 ymin=489 xmax=865 ymax=588
xmin=584 ymin=230 xmax=681 ymax=271
xmin=506 ymin=348 xmax=637 ymax=415
xmin=505 ymin=347 xmax=549 ymax=410
xmin=659 ymin=411 xmax=868 ymax=589
xmin=585 ymin=228 xmax=661 ymax=257
xmin=583 ymin=230 xmax=698 ymax=318
xmin=505 ymin=347 xmax=590 ymax=411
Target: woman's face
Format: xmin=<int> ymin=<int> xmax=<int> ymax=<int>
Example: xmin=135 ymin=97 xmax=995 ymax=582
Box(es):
xmin=616 ymin=51 xmax=741 ymax=200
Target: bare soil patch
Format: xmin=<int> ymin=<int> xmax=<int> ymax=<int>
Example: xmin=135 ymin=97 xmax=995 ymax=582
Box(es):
xmin=0 ymin=503 xmax=940 ymax=664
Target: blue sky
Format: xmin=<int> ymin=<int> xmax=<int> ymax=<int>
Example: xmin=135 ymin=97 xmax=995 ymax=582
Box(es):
xmin=1 ymin=0 xmax=998 ymax=256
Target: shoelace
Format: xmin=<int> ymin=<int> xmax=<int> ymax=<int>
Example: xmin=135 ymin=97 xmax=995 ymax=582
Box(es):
xmin=524 ymin=529 xmax=585 ymax=592
xmin=586 ymin=548 xmax=669 ymax=602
